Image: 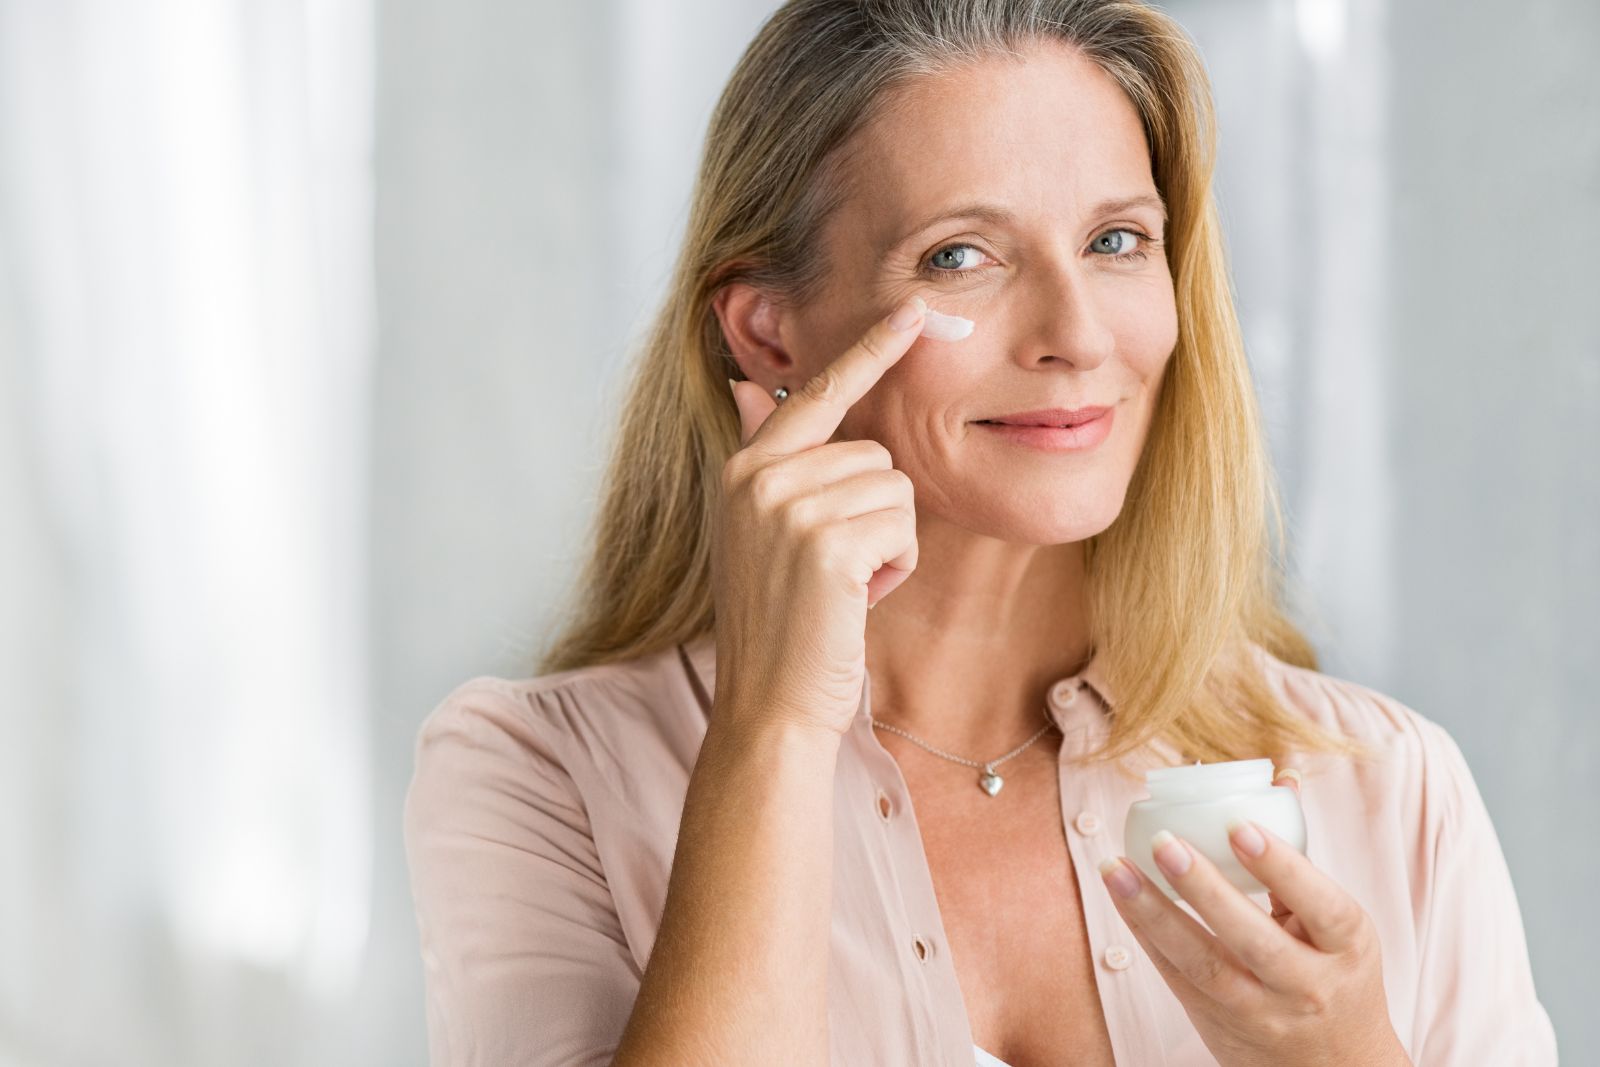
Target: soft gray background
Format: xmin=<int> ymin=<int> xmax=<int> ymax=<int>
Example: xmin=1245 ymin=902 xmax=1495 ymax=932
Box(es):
xmin=1 ymin=0 xmax=1592 ymax=1063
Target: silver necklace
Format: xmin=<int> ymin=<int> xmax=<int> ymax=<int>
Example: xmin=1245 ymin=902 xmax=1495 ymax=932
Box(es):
xmin=869 ymin=690 xmax=1070 ymax=797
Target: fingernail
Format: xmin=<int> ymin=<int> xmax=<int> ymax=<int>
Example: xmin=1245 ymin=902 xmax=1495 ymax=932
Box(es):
xmin=1151 ymin=829 xmax=1191 ymax=877
xmin=1274 ymin=767 xmax=1303 ymax=790
xmin=1098 ymin=857 xmax=1141 ymax=900
xmin=1227 ymin=817 xmax=1267 ymax=857
xmin=887 ymin=295 xmax=926 ymax=331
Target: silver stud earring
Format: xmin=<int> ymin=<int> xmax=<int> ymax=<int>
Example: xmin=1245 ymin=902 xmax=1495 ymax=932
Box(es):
xmin=773 ymin=386 xmax=789 ymax=402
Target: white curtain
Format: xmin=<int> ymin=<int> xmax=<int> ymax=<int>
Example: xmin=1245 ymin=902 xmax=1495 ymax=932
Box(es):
xmin=0 ymin=1 xmax=373 ymax=1064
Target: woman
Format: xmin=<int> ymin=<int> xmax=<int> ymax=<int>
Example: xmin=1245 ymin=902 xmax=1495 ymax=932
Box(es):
xmin=402 ymin=1 xmax=1558 ymax=1064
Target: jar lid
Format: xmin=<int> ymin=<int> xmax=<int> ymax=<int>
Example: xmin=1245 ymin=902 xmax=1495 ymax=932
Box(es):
xmin=1144 ymin=757 xmax=1275 ymax=799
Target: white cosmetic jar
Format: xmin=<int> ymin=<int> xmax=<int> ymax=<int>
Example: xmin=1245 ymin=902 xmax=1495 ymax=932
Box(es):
xmin=1124 ymin=758 xmax=1306 ymax=900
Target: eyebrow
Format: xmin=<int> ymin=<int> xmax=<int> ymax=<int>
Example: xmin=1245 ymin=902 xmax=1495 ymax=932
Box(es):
xmin=881 ymin=194 xmax=1168 ymax=254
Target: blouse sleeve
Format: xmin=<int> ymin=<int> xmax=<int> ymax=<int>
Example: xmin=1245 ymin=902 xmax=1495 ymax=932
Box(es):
xmin=402 ymin=678 xmax=641 ymax=1067
xmin=1408 ymin=716 xmax=1559 ymax=1065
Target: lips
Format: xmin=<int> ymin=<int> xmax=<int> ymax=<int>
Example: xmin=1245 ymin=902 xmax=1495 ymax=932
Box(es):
xmin=975 ymin=406 xmax=1112 ymax=428
xmin=972 ymin=407 xmax=1117 ymax=452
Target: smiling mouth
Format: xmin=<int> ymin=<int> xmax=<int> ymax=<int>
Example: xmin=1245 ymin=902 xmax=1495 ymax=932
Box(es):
xmin=974 ymin=419 xmax=1092 ymax=429
xmin=971 ymin=404 xmax=1115 ymax=429
xmin=969 ymin=408 xmax=1117 ymax=452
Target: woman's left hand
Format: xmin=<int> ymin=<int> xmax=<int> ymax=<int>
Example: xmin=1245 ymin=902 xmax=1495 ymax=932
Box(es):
xmin=1096 ymin=771 xmax=1412 ymax=1067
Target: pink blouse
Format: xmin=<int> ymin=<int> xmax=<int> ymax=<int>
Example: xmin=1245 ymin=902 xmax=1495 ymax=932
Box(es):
xmin=402 ymin=631 xmax=1558 ymax=1065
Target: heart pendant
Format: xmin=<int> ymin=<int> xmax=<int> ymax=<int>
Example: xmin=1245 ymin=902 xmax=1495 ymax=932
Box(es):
xmin=978 ymin=769 xmax=1003 ymax=796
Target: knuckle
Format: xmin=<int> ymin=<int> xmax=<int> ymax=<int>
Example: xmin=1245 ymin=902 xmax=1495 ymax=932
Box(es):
xmin=779 ymin=490 xmax=819 ymax=531
xmin=1291 ymin=986 xmax=1333 ymax=1018
xmin=747 ymin=464 xmax=790 ymax=511
xmin=1147 ymin=952 xmax=1183 ymax=990
xmin=1131 ymin=899 xmax=1170 ymax=936
xmin=807 ymin=525 xmax=856 ymax=578
xmin=1333 ymin=902 xmax=1369 ymax=944
xmin=859 ymin=438 xmax=894 ymax=468
xmin=855 ymin=332 xmax=889 ymax=365
xmin=1241 ymin=932 xmax=1280 ymax=970
xmin=1192 ymin=948 xmax=1229 ymax=989
xmin=1357 ymin=906 xmax=1377 ymax=942
xmin=1257 ymin=1014 xmax=1295 ymax=1045
xmin=800 ymin=367 xmax=844 ymax=405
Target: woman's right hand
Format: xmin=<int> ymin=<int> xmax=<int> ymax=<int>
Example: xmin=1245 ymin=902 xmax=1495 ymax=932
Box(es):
xmin=712 ymin=294 xmax=929 ymax=738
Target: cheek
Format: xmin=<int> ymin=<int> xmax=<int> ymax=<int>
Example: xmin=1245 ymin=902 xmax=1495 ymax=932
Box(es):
xmin=893 ymin=333 xmax=992 ymax=397
xmin=837 ymin=333 xmax=990 ymax=440
xmin=1117 ymin=278 xmax=1180 ymax=382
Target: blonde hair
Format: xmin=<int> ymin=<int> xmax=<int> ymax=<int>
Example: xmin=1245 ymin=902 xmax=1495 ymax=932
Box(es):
xmin=536 ymin=0 xmax=1371 ymax=768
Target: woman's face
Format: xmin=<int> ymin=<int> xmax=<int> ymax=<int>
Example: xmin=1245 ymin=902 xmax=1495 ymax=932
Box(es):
xmin=779 ymin=38 xmax=1178 ymax=544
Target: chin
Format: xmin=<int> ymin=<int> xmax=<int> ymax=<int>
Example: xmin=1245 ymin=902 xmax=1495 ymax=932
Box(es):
xmin=939 ymin=488 xmax=1128 ymax=545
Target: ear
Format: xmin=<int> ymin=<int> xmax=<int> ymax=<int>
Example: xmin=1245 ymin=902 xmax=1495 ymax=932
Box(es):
xmin=711 ymin=282 xmax=798 ymax=394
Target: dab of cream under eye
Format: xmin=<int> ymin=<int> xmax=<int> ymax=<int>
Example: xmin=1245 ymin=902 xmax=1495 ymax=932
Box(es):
xmin=921 ymin=307 xmax=974 ymax=341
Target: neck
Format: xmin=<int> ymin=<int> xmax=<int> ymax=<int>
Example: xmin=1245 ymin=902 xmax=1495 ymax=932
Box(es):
xmin=863 ymin=515 xmax=1093 ymax=757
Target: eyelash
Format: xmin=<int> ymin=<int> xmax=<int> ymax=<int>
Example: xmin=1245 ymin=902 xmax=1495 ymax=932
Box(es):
xmin=917 ymin=228 xmax=1162 ymax=278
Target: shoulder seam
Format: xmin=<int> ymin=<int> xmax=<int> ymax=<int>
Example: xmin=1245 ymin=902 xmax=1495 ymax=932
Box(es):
xmin=1248 ymin=646 xmax=1438 ymax=754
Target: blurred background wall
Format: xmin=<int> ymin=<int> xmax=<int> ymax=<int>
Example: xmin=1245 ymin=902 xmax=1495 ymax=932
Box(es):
xmin=1 ymin=0 xmax=1592 ymax=1063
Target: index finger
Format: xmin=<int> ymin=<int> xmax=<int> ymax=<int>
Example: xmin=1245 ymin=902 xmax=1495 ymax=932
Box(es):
xmin=1233 ymin=821 xmax=1368 ymax=954
xmin=745 ymin=295 xmax=927 ymax=455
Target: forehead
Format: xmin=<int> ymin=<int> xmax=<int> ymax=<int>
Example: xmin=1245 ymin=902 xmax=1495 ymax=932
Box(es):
xmin=833 ymin=40 xmax=1158 ymax=249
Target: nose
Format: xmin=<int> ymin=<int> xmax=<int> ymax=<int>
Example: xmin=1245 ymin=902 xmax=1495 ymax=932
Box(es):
xmin=1011 ymin=254 xmax=1116 ymax=372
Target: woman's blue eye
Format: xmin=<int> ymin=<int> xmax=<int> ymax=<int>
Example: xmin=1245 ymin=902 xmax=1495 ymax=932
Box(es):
xmin=1091 ymin=228 xmax=1158 ymax=263
xmin=920 ymin=229 xmax=1160 ymax=279
xmin=925 ymin=243 xmax=986 ymax=273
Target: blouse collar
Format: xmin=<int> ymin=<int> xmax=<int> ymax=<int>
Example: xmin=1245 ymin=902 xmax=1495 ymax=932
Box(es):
xmin=680 ymin=630 xmax=1116 ymax=735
